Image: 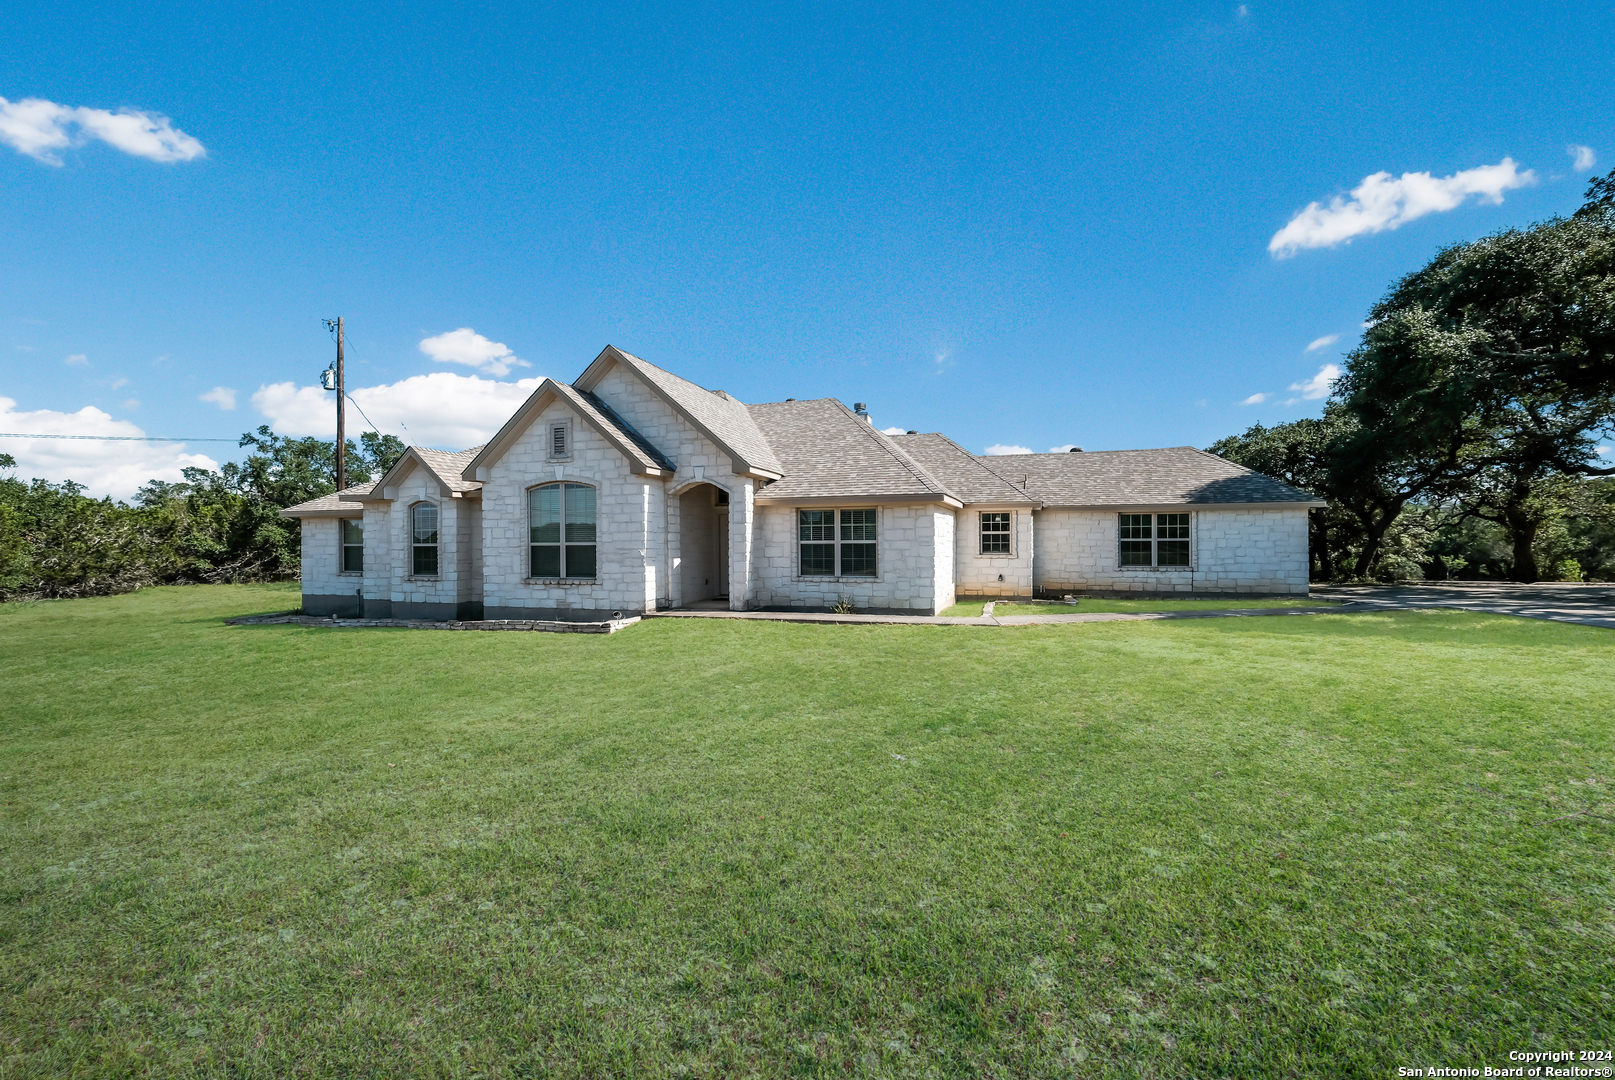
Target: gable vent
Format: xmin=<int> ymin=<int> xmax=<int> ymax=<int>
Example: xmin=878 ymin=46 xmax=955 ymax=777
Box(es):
xmin=551 ymin=424 xmax=567 ymax=457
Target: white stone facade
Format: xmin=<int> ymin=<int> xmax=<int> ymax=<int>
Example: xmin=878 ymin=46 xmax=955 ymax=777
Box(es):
xmin=294 ymin=354 xmax=1316 ymax=618
xmin=1032 ymin=507 xmax=1310 ymax=595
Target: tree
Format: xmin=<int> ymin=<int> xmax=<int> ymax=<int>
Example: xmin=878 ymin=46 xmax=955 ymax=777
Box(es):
xmin=1334 ymin=168 xmax=1615 ymax=579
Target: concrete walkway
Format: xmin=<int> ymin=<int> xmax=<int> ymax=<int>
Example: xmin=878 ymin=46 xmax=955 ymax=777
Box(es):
xmin=1310 ymin=582 xmax=1615 ymax=631
xmin=646 ymin=602 xmax=1348 ymax=628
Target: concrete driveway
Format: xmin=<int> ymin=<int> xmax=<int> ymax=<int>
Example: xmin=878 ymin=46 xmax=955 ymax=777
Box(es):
xmin=1311 ymin=582 xmax=1615 ymax=630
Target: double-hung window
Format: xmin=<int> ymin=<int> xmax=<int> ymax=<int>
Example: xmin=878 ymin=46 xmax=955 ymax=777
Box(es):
xmin=341 ymin=518 xmax=363 ymax=573
xmin=1118 ymin=513 xmax=1191 ymax=568
xmin=980 ymin=512 xmax=1012 ymax=554
xmin=530 ymin=482 xmax=597 ymax=578
xmin=411 ymin=503 xmax=439 ymax=576
xmin=799 ymin=508 xmax=877 ymax=577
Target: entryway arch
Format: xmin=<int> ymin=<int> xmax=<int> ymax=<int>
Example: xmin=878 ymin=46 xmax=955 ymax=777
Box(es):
xmin=676 ymin=482 xmax=730 ymax=606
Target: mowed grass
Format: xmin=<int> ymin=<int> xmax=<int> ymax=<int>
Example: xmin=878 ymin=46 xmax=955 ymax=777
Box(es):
xmin=1 ymin=586 xmax=1613 ymax=1078
xmin=995 ymin=599 xmax=1344 ymax=616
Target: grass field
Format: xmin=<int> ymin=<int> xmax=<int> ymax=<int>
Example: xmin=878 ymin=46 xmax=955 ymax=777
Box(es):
xmin=993 ymin=599 xmax=1344 ymax=616
xmin=2 ymin=585 xmax=1612 ymax=1077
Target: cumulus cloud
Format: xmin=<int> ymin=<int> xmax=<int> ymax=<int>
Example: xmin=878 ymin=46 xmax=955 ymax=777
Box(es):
xmin=881 ymin=426 xmax=908 ymax=436
xmin=983 ymin=444 xmax=1034 ymax=455
xmin=199 ymin=386 xmax=236 ymax=410
xmin=0 ymin=96 xmax=205 ymax=166
xmin=418 ymin=328 xmax=530 ymax=377
xmin=1569 ymin=145 xmax=1597 ymax=171
xmin=1286 ymin=363 xmax=1340 ymax=402
xmin=1305 ymin=334 xmax=1340 ymax=352
xmin=1240 ymin=393 xmax=1269 ymax=405
xmin=253 ymin=371 xmax=545 ymax=450
xmin=64 ymin=353 xmax=88 ymax=366
xmin=1268 ymin=158 xmax=1535 ymax=257
xmin=0 ymin=397 xmax=218 ymax=501
xmin=1048 ymin=443 xmax=1081 ymax=453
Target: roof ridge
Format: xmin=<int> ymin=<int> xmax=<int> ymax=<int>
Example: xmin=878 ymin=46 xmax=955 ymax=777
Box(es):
xmin=831 ymin=399 xmax=954 ymax=496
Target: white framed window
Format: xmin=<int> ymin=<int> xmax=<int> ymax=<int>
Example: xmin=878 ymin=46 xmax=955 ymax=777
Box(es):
xmin=547 ymin=420 xmax=572 ymax=461
xmin=980 ymin=512 xmax=1012 ymax=555
xmin=340 ymin=518 xmax=363 ymax=573
xmin=411 ymin=503 xmax=439 ymax=576
xmin=1119 ymin=512 xmax=1191 ymax=568
xmin=799 ymin=508 xmax=877 ymax=577
xmin=530 ymin=482 xmax=597 ymax=578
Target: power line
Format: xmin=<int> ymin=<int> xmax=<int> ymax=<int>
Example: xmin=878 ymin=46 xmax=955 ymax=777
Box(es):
xmin=0 ymin=433 xmax=240 ymax=442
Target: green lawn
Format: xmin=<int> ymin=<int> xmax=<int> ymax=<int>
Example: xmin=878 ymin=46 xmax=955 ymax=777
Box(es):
xmin=2 ymin=585 xmax=1612 ymax=1077
xmin=994 ymin=598 xmax=1345 ymax=615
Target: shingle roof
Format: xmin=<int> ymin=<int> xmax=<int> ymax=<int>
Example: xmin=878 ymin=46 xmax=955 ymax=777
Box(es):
xmin=747 ymin=399 xmax=958 ymax=503
xmin=566 ymin=385 xmax=675 ymax=473
xmin=605 ymin=350 xmax=784 ymax=476
xmin=885 ymin=434 xmax=1036 ymax=505
xmin=280 ymin=481 xmax=377 ymax=517
xmin=413 ymin=446 xmax=485 ymax=493
xmin=980 ymin=446 xmax=1323 ymax=507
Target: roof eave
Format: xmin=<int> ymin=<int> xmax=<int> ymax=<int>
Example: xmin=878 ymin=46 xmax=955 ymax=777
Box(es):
xmin=754 ymin=492 xmax=964 ymax=509
xmin=1036 ymin=500 xmax=1328 ymax=511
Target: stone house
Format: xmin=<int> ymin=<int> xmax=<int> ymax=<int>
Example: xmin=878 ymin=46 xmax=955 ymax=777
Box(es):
xmin=283 ymin=346 xmax=1324 ymax=619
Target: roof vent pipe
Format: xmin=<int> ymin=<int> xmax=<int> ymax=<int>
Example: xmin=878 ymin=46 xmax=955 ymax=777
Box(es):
xmin=854 ymin=402 xmax=871 ymax=424
xmin=1069 ymin=446 xmax=1083 ymax=452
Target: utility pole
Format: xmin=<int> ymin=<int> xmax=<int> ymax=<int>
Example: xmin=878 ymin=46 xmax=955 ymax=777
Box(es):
xmin=321 ymin=317 xmax=347 ymax=491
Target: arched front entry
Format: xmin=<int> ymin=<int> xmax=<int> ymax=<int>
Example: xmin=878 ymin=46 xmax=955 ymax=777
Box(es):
xmin=678 ymin=482 xmax=729 ymax=605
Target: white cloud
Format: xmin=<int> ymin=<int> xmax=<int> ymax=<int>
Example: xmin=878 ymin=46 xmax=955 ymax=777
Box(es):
xmin=1240 ymin=393 xmax=1269 ymax=405
xmin=984 ymin=443 xmax=1034 ymax=455
xmin=1597 ymin=445 xmax=1611 ymax=456
xmin=418 ymin=328 xmax=530 ymax=377
xmin=1268 ymin=158 xmax=1535 ymax=257
xmin=0 ymin=96 xmax=205 ymax=166
xmin=64 ymin=353 xmax=88 ymax=366
xmin=253 ymin=371 xmax=545 ymax=450
xmin=880 ymin=426 xmax=907 ymax=436
xmin=1569 ymin=144 xmax=1597 ymax=171
xmin=1048 ymin=443 xmax=1081 ymax=453
xmin=0 ymin=397 xmax=218 ymax=501
xmin=1236 ymin=4 xmax=1250 ymax=17
xmin=199 ymin=386 xmax=237 ymax=410
xmin=1305 ymin=334 xmax=1340 ymax=352
xmin=1287 ymin=363 xmax=1340 ymax=402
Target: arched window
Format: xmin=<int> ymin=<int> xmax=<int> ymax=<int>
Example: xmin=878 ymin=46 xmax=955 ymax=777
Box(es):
xmin=411 ymin=502 xmax=439 ymax=576
xmin=530 ymin=482 xmax=596 ymax=579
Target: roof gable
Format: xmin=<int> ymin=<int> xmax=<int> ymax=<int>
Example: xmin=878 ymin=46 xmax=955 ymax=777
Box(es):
xmin=459 ymin=377 xmax=674 ymax=480
xmin=573 ymin=346 xmax=783 ymax=479
xmin=340 ymin=445 xmax=484 ymax=503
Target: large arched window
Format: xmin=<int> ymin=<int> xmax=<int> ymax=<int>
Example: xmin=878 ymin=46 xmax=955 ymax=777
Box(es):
xmin=530 ymin=482 xmax=596 ymax=579
xmin=411 ymin=502 xmax=439 ymax=576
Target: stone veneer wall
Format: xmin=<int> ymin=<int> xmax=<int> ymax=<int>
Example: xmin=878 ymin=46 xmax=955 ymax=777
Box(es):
xmin=954 ymin=507 xmax=1035 ymax=598
xmin=378 ymin=463 xmax=475 ymax=619
xmin=1031 ymin=507 xmax=1310 ymax=595
xmin=751 ymin=502 xmax=950 ymax=614
xmin=479 ymin=397 xmax=661 ymax=620
xmin=586 ymin=364 xmax=756 ymax=610
xmin=298 ymin=516 xmax=366 ymax=617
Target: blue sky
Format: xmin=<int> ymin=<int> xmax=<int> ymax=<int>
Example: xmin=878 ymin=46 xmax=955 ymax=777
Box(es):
xmin=2 ymin=0 xmax=1610 ymax=497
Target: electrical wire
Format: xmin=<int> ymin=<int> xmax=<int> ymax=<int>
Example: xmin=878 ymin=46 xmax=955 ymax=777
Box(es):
xmin=0 ymin=433 xmax=239 ymax=442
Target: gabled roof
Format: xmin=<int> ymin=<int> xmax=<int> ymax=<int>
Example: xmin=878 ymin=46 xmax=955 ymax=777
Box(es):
xmin=459 ymin=378 xmax=674 ymax=480
xmin=279 ymin=481 xmax=378 ymax=518
xmin=885 ymin=433 xmax=1036 ymax=506
xmin=340 ymin=445 xmax=486 ymax=503
xmin=747 ymin=399 xmax=962 ymax=506
xmin=573 ymin=346 xmax=783 ymax=479
xmin=980 ymin=446 xmax=1325 ymax=508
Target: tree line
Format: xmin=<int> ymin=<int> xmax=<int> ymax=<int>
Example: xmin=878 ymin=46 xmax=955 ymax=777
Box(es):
xmin=1210 ymin=169 xmax=1615 ymax=583
xmin=0 ymin=430 xmax=403 ymax=601
xmin=4 ymin=171 xmax=1614 ymax=600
